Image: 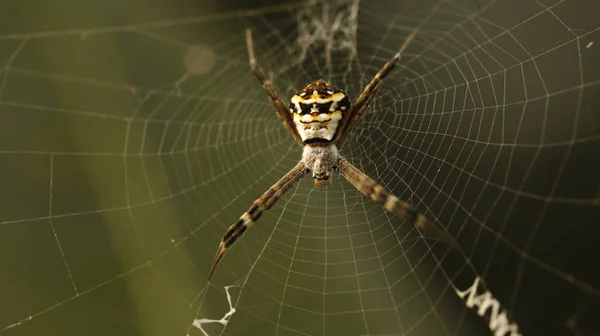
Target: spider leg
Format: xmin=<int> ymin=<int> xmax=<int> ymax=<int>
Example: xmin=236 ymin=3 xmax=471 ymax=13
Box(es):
xmin=334 ymin=29 xmax=417 ymax=147
xmin=208 ymin=162 xmax=308 ymax=280
xmin=337 ymin=158 xmax=459 ymax=249
xmin=246 ymin=28 xmax=304 ymax=147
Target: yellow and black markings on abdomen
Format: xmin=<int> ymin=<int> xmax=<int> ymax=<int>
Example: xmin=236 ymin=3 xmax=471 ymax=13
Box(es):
xmin=290 ymin=85 xmax=350 ymax=143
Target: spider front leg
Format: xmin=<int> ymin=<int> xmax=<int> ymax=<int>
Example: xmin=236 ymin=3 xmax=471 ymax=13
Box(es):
xmin=337 ymin=158 xmax=459 ymax=249
xmin=208 ymin=162 xmax=308 ymax=280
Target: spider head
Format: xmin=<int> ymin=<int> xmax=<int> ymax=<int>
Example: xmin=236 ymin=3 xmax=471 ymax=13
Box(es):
xmin=302 ymin=145 xmax=338 ymax=187
xmin=313 ymin=171 xmax=333 ymax=186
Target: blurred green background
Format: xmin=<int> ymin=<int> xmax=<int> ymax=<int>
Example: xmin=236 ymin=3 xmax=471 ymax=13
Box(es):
xmin=1 ymin=0 xmax=599 ymax=335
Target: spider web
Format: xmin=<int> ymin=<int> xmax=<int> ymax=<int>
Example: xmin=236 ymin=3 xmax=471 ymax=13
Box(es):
xmin=0 ymin=0 xmax=599 ymax=335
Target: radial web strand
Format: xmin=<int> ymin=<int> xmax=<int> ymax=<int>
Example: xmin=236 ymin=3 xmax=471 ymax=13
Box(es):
xmin=0 ymin=0 xmax=599 ymax=336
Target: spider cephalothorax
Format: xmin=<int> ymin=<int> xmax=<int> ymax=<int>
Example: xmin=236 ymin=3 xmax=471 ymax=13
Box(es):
xmin=302 ymin=144 xmax=339 ymax=186
xmin=207 ymin=28 xmax=458 ymax=280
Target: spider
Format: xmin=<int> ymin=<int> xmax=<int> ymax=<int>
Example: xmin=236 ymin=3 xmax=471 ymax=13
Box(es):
xmin=208 ymin=28 xmax=458 ymax=280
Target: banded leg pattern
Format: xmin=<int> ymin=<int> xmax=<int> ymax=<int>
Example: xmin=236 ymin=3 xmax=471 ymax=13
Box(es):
xmin=337 ymin=158 xmax=458 ymax=249
xmin=208 ymin=162 xmax=308 ymax=280
xmin=245 ymin=28 xmax=304 ymax=146
xmin=335 ymin=29 xmax=417 ymax=147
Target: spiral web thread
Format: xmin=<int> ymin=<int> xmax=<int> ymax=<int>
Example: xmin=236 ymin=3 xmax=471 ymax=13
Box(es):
xmin=0 ymin=0 xmax=598 ymax=335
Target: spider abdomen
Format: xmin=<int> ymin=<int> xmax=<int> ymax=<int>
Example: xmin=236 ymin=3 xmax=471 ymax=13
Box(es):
xmin=290 ymin=80 xmax=350 ymax=143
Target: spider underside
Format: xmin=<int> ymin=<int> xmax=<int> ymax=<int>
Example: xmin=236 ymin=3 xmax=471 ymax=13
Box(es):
xmin=208 ymin=28 xmax=458 ymax=280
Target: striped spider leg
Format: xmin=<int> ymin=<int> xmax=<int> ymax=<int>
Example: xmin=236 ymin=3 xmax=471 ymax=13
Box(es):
xmin=208 ymin=162 xmax=308 ymax=280
xmin=245 ymin=28 xmax=304 ymax=147
xmin=209 ymin=29 xmax=457 ymax=280
xmin=334 ymin=29 xmax=418 ymax=147
xmin=333 ymin=30 xmax=458 ymax=249
xmin=337 ymin=158 xmax=459 ymax=249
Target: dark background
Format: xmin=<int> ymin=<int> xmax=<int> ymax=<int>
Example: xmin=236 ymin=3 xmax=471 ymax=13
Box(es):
xmin=0 ymin=0 xmax=599 ymax=335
